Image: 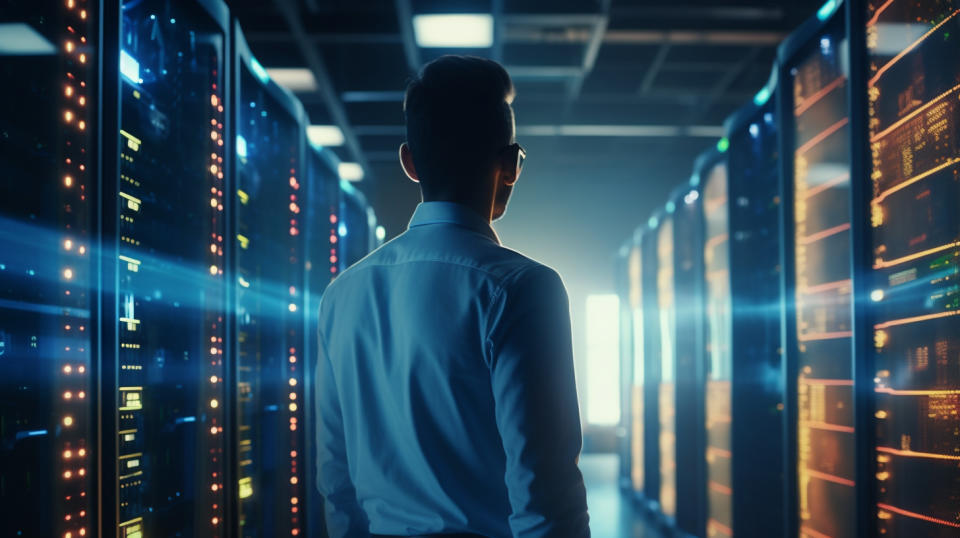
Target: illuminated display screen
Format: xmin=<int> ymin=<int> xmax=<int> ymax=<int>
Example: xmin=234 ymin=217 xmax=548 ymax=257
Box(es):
xmin=702 ymin=161 xmax=732 ymax=537
xmin=114 ymin=1 xmax=228 ymax=534
xmin=788 ymin=19 xmax=855 ymax=538
xmin=726 ymin=99 xmax=784 ymax=536
xmin=628 ymin=245 xmax=645 ymax=494
xmin=656 ymin=216 xmax=677 ymax=518
xmin=235 ymin=58 xmax=306 ymax=536
xmin=0 ymin=4 xmax=96 ymax=536
xmin=867 ymin=1 xmax=960 ymax=534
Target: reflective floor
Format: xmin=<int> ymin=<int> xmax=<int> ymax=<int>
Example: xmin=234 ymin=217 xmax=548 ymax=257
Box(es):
xmin=580 ymin=454 xmax=666 ymax=538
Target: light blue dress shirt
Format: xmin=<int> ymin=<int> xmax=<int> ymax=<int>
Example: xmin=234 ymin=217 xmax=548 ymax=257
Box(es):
xmin=316 ymin=202 xmax=589 ymax=537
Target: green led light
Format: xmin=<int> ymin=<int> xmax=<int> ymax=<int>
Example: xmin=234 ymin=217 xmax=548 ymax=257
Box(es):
xmin=716 ymin=137 xmax=730 ymax=153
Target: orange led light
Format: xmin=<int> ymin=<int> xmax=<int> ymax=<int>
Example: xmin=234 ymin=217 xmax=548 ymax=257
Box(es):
xmin=65 ymin=175 xmax=73 ymax=187
xmin=78 ymin=448 xmax=86 ymax=457
xmin=289 ymin=392 xmax=296 ymax=400
xmin=63 ymin=268 xmax=74 ymax=280
xmin=64 ymin=110 xmax=74 ymax=122
xmin=64 ymin=239 xmax=73 ymax=250
xmin=64 ymin=470 xmax=73 ymax=478
xmin=64 ymin=450 xmax=73 ymax=458
xmin=78 ymin=391 xmax=85 ymax=399
xmin=63 ymin=365 xmax=73 ymax=374
xmin=290 ymin=476 xmax=298 ymax=484
xmin=210 ymin=426 xmax=218 ymax=434
xmin=77 ymin=366 xmax=84 ymax=373
xmin=64 ymin=391 xmax=73 ymax=399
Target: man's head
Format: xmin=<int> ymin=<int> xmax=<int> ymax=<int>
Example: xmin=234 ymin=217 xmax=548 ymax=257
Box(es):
xmin=400 ymin=55 xmax=524 ymax=221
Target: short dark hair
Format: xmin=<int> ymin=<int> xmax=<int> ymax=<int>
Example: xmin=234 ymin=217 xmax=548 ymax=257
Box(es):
xmin=403 ymin=55 xmax=515 ymax=195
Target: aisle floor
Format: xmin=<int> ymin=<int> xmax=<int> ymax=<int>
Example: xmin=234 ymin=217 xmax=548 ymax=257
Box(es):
xmin=580 ymin=454 xmax=666 ymax=538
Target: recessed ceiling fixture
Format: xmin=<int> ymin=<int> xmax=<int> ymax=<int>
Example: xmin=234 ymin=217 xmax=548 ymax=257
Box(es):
xmin=307 ymin=125 xmax=345 ymax=148
xmin=412 ymin=14 xmax=494 ymax=48
xmin=265 ymin=68 xmax=317 ymax=92
xmin=0 ymin=23 xmax=56 ymax=55
xmin=338 ymin=162 xmax=364 ymax=182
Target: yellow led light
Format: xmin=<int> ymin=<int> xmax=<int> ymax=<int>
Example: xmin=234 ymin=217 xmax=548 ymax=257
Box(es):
xmin=289 ymin=403 xmax=297 ymax=412
xmin=288 ymin=378 xmax=297 ymax=386
xmin=64 ymin=110 xmax=74 ymax=122
xmin=210 ymin=198 xmax=218 ymax=208
xmin=64 ymin=176 xmax=73 ymax=187
xmin=78 ymin=448 xmax=86 ymax=456
xmin=288 ymin=303 xmax=297 ymax=312
xmin=210 ymin=375 xmax=218 ymax=383
xmin=210 ymin=399 xmax=219 ymax=409
xmin=64 ymin=239 xmax=73 ymax=250
xmin=64 ymin=450 xmax=73 ymax=459
xmin=64 ymin=391 xmax=73 ymax=399
xmin=63 ymin=268 xmax=73 ymax=280
xmin=63 ymin=365 xmax=72 ymax=374
xmin=63 ymin=416 xmax=74 ymax=426
xmin=209 ymin=265 xmax=218 ymax=275
xmin=65 ymin=41 xmax=74 ymax=52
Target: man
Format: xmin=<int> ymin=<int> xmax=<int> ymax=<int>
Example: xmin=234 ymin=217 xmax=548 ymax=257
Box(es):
xmin=316 ymin=55 xmax=590 ymax=538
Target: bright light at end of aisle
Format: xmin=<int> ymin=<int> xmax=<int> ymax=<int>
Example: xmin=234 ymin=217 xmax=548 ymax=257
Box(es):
xmin=338 ymin=162 xmax=364 ymax=182
xmin=585 ymin=294 xmax=621 ymax=426
xmin=375 ymin=225 xmax=386 ymax=242
xmin=412 ymin=14 xmax=494 ymax=48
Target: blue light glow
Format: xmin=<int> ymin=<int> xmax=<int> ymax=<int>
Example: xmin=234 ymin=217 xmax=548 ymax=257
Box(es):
xmin=817 ymin=0 xmax=840 ymax=21
xmin=15 ymin=429 xmax=48 ymax=441
xmin=120 ymin=50 xmax=142 ymax=84
xmin=666 ymin=201 xmax=676 ymax=214
xmin=338 ymin=223 xmax=348 ymax=237
xmin=250 ymin=57 xmax=270 ymax=83
xmin=716 ymin=137 xmax=730 ymax=153
xmin=749 ymin=123 xmax=760 ymax=138
xmin=174 ymin=416 xmax=196 ymax=424
xmin=236 ymin=135 xmax=248 ymax=158
xmin=753 ymin=86 xmax=772 ymax=106
xmin=648 ymin=216 xmax=658 ymax=229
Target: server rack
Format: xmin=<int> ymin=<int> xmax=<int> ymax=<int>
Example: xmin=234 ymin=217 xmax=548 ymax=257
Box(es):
xmin=698 ymin=145 xmax=733 ymax=538
xmin=625 ymin=230 xmax=646 ymax=500
xmin=640 ymin=214 xmax=664 ymax=514
xmin=303 ymin=144 xmax=343 ymax=538
xmin=0 ymin=2 xmax=100 ymax=536
xmin=777 ymin=1 xmax=863 ymax=536
xmin=863 ymin=0 xmax=960 ymax=535
xmin=338 ymin=180 xmax=375 ymax=270
xmin=672 ymin=170 xmax=708 ymax=538
xmin=615 ymin=241 xmax=635 ymax=490
xmin=719 ymin=71 xmax=786 ymax=537
xmin=232 ymin=23 xmax=310 ymax=537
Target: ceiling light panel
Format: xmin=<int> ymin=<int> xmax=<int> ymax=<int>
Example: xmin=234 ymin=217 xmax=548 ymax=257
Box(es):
xmin=412 ymin=14 xmax=494 ymax=48
xmin=265 ymin=67 xmax=317 ymax=92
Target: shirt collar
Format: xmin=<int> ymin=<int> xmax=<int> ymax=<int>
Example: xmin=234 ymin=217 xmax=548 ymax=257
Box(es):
xmin=408 ymin=202 xmax=500 ymax=244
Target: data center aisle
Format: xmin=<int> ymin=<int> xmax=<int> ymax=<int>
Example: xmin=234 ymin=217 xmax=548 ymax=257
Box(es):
xmin=581 ymin=454 xmax=666 ymax=538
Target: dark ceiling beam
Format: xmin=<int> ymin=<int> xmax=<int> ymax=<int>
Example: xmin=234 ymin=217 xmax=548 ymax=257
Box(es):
xmin=639 ymin=43 xmax=671 ymax=94
xmin=246 ymin=31 xmax=403 ymax=44
xmin=566 ymin=4 xmax=610 ymax=100
xmin=492 ymin=0 xmax=505 ymax=63
xmin=689 ymin=45 xmax=762 ymax=120
xmin=312 ymin=88 xmax=758 ymax=106
xmin=610 ymin=5 xmax=784 ymax=21
xmin=393 ymin=0 xmax=421 ymax=74
xmin=351 ymin=124 xmax=725 ymax=138
xmin=506 ymin=28 xmax=785 ymax=45
xmin=273 ymin=0 xmax=372 ymax=179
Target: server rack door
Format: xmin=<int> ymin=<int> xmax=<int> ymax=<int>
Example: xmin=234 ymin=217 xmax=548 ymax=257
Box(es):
xmin=785 ymin=14 xmax=856 ymax=538
xmin=702 ymin=161 xmax=733 ymax=538
xmin=110 ymin=2 xmax=229 ymax=535
xmin=303 ymin=147 xmax=341 ymax=537
xmin=0 ymin=3 xmax=97 ymax=536
xmin=656 ymin=216 xmax=677 ymax=520
xmin=339 ymin=188 xmax=369 ymax=269
xmin=616 ymin=249 xmax=634 ymax=487
xmin=673 ymin=190 xmax=707 ymax=537
xmin=234 ymin=54 xmax=307 ymax=536
xmin=727 ymin=102 xmax=785 ymax=536
xmin=628 ymin=244 xmax=646 ymax=496
xmin=641 ymin=227 xmax=663 ymax=506
xmin=865 ymin=1 xmax=960 ymax=535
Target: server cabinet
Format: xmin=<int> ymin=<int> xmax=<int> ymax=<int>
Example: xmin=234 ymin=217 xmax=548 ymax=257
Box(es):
xmin=615 ymin=242 xmax=635 ymax=489
xmin=0 ymin=2 xmax=98 ymax=536
xmin=303 ymin=144 xmax=342 ymax=538
xmin=778 ymin=2 xmax=858 ymax=536
xmin=102 ymin=2 xmax=232 ymax=535
xmin=865 ymin=0 xmax=960 ymax=535
xmin=626 ymin=235 xmax=646 ymax=499
xmin=338 ymin=180 xmax=374 ymax=270
xmin=641 ymin=217 xmax=663 ymax=511
xmin=721 ymin=78 xmax=786 ymax=537
xmin=699 ymin=148 xmax=733 ymax=538
xmin=233 ymin=25 xmax=309 ymax=536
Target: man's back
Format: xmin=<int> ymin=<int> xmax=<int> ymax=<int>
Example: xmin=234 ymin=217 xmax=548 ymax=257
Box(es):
xmin=316 ymin=202 xmax=589 ymax=537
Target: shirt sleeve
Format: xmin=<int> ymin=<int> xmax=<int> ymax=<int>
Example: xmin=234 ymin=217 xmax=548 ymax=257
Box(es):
xmin=487 ymin=265 xmax=591 ymax=537
xmin=316 ymin=310 xmax=371 ymax=538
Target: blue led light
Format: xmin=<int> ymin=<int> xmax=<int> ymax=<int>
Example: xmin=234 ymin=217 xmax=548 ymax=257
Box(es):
xmin=647 ymin=216 xmax=658 ymax=229
xmin=175 ymin=416 xmax=196 ymax=424
xmin=749 ymin=123 xmax=760 ymax=138
xmin=716 ymin=137 xmax=730 ymax=153
xmin=236 ymin=135 xmax=248 ymax=158
xmin=666 ymin=201 xmax=676 ymax=214
xmin=250 ymin=57 xmax=270 ymax=83
xmin=120 ymin=50 xmax=142 ymax=84
xmin=817 ymin=0 xmax=840 ymax=21
xmin=338 ymin=223 xmax=348 ymax=237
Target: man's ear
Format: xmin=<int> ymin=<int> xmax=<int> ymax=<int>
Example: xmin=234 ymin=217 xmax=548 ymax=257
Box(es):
xmin=399 ymin=143 xmax=419 ymax=183
xmin=500 ymin=146 xmax=520 ymax=187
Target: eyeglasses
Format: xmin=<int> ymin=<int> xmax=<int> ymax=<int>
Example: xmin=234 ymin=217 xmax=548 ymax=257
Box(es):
xmin=516 ymin=144 xmax=526 ymax=172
